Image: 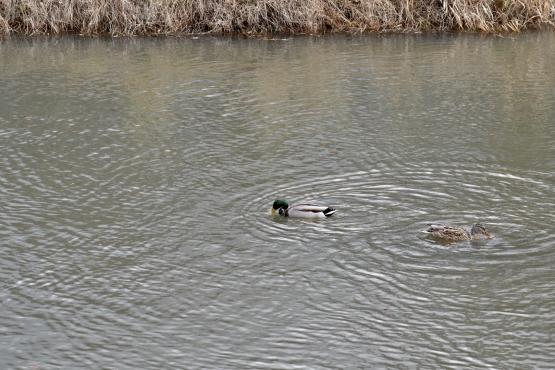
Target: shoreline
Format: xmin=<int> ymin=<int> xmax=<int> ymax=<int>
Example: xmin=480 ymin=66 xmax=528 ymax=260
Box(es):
xmin=1 ymin=0 xmax=554 ymax=36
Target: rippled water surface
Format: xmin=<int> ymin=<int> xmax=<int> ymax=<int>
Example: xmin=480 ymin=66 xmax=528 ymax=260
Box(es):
xmin=1 ymin=32 xmax=555 ymax=369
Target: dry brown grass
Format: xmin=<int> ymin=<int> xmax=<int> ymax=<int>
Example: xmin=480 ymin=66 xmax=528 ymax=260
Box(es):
xmin=0 ymin=0 xmax=554 ymax=35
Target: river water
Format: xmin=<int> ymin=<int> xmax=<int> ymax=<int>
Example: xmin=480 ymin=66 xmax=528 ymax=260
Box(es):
xmin=1 ymin=32 xmax=554 ymax=369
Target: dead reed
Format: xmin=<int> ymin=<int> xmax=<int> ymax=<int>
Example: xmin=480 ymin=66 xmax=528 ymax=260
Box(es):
xmin=1 ymin=0 xmax=554 ymax=35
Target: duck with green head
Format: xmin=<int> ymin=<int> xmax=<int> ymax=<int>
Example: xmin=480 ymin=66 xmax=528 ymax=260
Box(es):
xmin=271 ymin=199 xmax=336 ymax=219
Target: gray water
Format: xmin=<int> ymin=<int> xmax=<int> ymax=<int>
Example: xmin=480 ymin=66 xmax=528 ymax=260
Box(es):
xmin=1 ymin=32 xmax=555 ymax=369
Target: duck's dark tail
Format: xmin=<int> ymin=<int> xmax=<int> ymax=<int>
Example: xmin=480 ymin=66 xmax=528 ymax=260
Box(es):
xmin=323 ymin=207 xmax=336 ymax=217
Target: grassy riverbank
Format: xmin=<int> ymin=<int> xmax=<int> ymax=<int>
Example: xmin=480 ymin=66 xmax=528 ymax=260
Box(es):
xmin=1 ymin=0 xmax=554 ymax=36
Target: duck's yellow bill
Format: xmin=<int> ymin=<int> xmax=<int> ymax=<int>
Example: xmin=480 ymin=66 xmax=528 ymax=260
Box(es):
xmin=271 ymin=208 xmax=276 ymax=213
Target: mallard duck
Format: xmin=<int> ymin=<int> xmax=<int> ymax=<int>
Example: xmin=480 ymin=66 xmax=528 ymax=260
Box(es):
xmin=426 ymin=223 xmax=492 ymax=241
xmin=271 ymin=199 xmax=336 ymax=219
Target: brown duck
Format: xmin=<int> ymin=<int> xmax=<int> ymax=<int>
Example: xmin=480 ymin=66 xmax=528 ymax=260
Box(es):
xmin=426 ymin=223 xmax=492 ymax=241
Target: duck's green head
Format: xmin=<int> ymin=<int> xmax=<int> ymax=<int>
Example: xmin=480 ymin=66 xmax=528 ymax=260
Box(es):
xmin=271 ymin=199 xmax=288 ymax=213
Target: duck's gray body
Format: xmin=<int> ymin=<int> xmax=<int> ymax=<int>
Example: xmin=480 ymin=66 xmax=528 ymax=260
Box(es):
xmin=280 ymin=204 xmax=336 ymax=218
xmin=271 ymin=199 xmax=336 ymax=219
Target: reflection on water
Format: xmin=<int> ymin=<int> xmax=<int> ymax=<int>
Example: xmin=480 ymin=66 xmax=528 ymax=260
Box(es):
xmin=1 ymin=33 xmax=555 ymax=369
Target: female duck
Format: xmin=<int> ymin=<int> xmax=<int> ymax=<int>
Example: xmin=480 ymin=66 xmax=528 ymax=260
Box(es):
xmin=426 ymin=223 xmax=492 ymax=241
xmin=271 ymin=199 xmax=336 ymax=219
